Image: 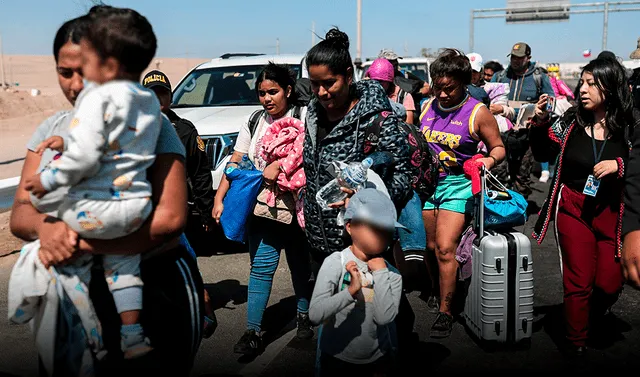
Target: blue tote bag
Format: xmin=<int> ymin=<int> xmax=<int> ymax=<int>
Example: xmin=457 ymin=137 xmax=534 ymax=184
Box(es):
xmin=220 ymin=159 xmax=264 ymax=243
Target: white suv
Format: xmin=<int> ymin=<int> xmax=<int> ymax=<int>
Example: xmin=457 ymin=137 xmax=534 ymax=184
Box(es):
xmin=359 ymin=56 xmax=431 ymax=83
xmin=171 ymin=54 xmax=308 ymax=189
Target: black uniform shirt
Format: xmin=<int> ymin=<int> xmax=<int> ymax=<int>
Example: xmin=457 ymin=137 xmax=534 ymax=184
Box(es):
xmin=166 ymin=109 xmax=215 ymax=226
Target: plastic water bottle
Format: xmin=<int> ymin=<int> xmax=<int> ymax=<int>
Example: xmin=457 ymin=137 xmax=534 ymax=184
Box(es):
xmin=238 ymin=155 xmax=252 ymax=170
xmin=316 ymin=157 xmax=373 ymax=209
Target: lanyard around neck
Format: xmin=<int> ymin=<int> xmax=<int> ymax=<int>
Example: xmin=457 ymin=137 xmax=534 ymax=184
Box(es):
xmin=590 ymin=125 xmax=608 ymax=164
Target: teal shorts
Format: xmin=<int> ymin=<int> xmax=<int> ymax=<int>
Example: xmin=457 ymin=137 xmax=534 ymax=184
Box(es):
xmin=423 ymin=174 xmax=474 ymax=214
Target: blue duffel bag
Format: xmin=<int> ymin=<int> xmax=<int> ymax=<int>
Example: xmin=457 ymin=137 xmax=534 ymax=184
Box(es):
xmin=483 ymin=170 xmax=528 ymax=228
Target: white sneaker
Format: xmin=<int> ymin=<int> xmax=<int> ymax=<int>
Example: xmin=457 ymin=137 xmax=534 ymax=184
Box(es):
xmin=539 ymin=170 xmax=550 ymax=183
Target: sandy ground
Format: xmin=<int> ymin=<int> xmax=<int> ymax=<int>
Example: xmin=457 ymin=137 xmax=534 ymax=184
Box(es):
xmin=0 ymin=211 xmax=22 ymax=256
xmin=0 ymin=55 xmax=208 ymax=180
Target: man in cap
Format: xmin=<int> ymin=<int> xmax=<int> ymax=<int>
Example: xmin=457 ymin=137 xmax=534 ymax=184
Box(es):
xmin=142 ymin=70 xmax=215 ymax=237
xmin=492 ymin=42 xmax=555 ymax=108
xmin=491 ymin=43 xmax=555 ymax=199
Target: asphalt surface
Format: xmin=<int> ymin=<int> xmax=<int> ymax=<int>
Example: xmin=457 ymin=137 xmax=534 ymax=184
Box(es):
xmin=257 ymin=178 xmax=640 ymax=377
xmin=3 ymin=177 xmax=640 ymax=376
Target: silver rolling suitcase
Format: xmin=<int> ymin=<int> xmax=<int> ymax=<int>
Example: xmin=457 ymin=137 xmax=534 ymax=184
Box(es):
xmin=462 ymin=167 xmax=534 ymax=346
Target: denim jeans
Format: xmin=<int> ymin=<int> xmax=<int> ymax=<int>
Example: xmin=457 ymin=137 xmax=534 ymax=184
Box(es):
xmin=247 ymin=216 xmax=311 ymax=332
xmin=397 ymin=191 xmax=427 ymax=252
xmin=541 ymin=161 xmax=549 ymax=171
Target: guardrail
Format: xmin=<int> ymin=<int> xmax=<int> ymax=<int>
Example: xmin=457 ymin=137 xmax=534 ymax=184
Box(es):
xmin=0 ymin=176 xmax=20 ymax=211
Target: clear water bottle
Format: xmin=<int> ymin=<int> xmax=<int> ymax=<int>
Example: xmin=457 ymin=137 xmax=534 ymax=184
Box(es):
xmin=238 ymin=155 xmax=253 ymax=170
xmin=316 ymin=157 xmax=373 ymax=209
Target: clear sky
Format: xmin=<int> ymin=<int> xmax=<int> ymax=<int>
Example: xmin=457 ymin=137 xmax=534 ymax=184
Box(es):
xmin=0 ymin=0 xmax=638 ymax=64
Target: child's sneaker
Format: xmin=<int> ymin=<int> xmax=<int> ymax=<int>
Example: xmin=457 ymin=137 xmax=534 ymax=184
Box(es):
xmin=121 ymin=324 xmax=153 ymax=360
xmin=539 ymin=170 xmax=550 ymax=183
xmin=296 ymin=312 xmax=314 ymax=340
xmin=234 ymin=330 xmax=263 ymax=356
xmin=123 ymin=337 xmax=153 ymax=360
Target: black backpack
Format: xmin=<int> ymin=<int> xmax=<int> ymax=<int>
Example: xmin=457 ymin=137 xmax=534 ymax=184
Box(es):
xmin=248 ymin=106 xmax=303 ymax=136
xmin=364 ymin=114 xmax=439 ymax=203
xmin=295 ymin=78 xmax=313 ymax=107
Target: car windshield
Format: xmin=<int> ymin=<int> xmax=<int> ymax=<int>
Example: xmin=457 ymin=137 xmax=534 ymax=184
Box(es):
xmin=399 ymin=63 xmax=428 ymax=82
xmin=173 ymin=64 xmax=301 ymax=107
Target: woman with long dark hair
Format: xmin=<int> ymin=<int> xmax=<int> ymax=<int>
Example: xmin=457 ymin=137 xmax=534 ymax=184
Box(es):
xmin=530 ymin=57 xmax=635 ymax=356
xmin=10 ymin=11 xmax=204 ymax=375
xmin=213 ymin=62 xmax=313 ymax=357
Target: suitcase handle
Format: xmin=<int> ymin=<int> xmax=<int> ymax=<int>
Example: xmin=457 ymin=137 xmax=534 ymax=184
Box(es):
xmin=476 ymin=166 xmax=486 ymax=240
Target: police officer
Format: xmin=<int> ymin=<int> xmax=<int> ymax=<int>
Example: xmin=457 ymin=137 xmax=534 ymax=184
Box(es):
xmin=143 ymin=70 xmax=215 ymax=232
xmin=143 ymin=70 xmax=218 ymax=338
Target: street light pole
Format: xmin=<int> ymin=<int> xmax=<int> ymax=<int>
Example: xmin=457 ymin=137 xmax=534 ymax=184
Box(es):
xmin=469 ymin=9 xmax=475 ymax=53
xmin=276 ymin=38 xmax=280 ymax=55
xmin=602 ymin=2 xmax=609 ymax=51
xmin=312 ymin=21 xmax=316 ymax=47
xmin=356 ymin=0 xmax=362 ymax=61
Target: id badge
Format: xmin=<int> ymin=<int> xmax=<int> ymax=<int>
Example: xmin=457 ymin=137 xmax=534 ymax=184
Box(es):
xmin=583 ymin=175 xmax=601 ymax=197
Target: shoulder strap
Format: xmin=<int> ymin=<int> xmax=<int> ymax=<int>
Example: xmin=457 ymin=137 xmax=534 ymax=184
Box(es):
xmin=495 ymin=70 xmax=507 ymax=83
xmin=533 ymin=68 xmax=543 ymax=96
xmin=292 ymin=106 xmax=302 ymax=120
xmin=398 ymin=89 xmax=406 ymax=104
xmin=363 ymin=114 xmax=385 ymax=155
xmin=248 ymin=110 xmax=265 ymax=137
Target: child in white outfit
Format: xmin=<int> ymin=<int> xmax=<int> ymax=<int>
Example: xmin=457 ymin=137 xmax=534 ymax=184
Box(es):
xmin=25 ymin=6 xmax=161 ymax=359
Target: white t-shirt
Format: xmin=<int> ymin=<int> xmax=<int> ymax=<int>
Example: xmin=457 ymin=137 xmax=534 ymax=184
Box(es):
xmin=234 ymin=107 xmax=307 ymax=170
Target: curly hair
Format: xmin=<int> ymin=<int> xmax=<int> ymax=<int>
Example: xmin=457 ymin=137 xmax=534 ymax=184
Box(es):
xmin=429 ymin=48 xmax=472 ymax=85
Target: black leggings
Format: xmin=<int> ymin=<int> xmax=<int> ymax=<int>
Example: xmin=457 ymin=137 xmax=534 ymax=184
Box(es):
xmin=90 ymin=246 xmax=204 ymax=377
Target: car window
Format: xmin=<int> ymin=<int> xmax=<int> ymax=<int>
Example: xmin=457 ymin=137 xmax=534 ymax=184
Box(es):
xmin=399 ymin=63 xmax=428 ymax=82
xmin=173 ymin=64 xmax=301 ymax=107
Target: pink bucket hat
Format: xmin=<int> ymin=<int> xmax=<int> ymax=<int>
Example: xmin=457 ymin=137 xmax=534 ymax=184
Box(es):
xmin=365 ymin=58 xmax=395 ymax=82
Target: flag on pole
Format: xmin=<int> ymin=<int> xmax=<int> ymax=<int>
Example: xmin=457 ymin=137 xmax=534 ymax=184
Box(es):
xmin=583 ymin=49 xmax=592 ymax=58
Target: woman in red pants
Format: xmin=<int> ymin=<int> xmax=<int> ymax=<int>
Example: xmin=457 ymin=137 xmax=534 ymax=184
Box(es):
xmin=529 ymin=58 xmax=635 ymax=356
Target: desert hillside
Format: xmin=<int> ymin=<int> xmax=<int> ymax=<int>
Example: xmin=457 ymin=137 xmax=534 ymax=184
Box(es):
xmin=0 ymin=56 xmax=208 ymax=179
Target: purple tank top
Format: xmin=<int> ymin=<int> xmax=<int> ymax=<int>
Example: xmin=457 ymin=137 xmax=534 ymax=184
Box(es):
xmin=420 ymin=96 xmax=484 ymax=178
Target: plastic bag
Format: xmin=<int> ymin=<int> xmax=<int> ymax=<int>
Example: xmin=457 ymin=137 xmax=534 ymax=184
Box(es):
xmin=220 ymin=161 xmax=264 ymax=243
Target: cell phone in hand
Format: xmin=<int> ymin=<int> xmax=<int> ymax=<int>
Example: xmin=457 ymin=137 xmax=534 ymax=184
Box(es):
xmin=546 ymin=96 xmax=556 ymax=113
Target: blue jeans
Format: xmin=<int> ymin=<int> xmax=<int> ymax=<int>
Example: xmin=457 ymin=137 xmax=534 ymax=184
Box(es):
xmin=541 ymin=162 xmax=550 ymax=171
xmin=397 ymin=191 xmax=427 ymax=252
xmin=247 ymin=216 xmax=311 ymax=332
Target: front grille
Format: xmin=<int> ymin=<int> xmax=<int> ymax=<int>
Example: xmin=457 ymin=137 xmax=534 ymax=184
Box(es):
xmin=201 ymin=134 xmax=237 ymax=170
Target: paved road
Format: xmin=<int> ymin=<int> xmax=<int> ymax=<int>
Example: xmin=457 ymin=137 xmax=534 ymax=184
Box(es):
xmin=2 ymin=179 xmax=640 ymax=376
